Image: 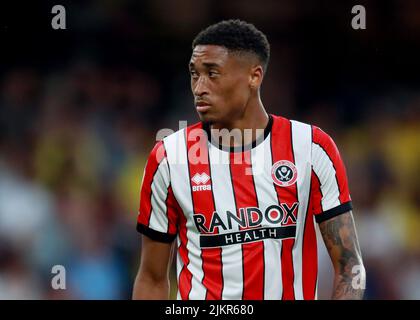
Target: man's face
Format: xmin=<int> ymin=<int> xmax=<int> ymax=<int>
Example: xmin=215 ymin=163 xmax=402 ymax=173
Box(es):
xmin=189 ymin=45 xmax=254 ymax=124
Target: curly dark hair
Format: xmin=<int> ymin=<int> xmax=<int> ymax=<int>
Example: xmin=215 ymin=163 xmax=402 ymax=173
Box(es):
xmin=192 ymin=19 xmax=270 ymax=71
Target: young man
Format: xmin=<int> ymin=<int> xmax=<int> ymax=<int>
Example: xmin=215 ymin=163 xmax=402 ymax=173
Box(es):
xmin=133 ymin=19 xmax=365 ymax=300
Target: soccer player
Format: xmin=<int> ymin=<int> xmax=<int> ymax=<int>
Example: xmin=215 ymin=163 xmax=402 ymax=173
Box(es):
xmin=132 ymin=20 xmax=365 ymax=300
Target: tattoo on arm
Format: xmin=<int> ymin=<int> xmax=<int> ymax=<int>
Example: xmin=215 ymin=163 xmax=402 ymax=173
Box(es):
xmin=319 ymin=211 xmax=365 ymax=300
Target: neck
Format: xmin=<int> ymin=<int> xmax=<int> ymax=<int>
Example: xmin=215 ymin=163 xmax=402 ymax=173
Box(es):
xmin=209 ymin=95 xmax=270 ymax=148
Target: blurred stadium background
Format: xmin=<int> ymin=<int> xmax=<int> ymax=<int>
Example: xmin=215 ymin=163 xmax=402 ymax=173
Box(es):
xmin=0 ymin=0 xmax=419 ymax=299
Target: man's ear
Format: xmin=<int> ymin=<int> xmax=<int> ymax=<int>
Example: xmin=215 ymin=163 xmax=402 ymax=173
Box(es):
xmin=249 ymin=65 xmax=264 ymax=89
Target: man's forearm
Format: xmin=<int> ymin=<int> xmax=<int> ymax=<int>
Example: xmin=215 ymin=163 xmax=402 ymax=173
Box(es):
xmin=132 ymin=275 xmax=170 ymax=300
xmin=332 ymin=269 xmax=365 ymax=299
xmin=319 ymin=212 xmax=366 ymax=300
xmin=331 ymin=239 xmax=365 ymax=299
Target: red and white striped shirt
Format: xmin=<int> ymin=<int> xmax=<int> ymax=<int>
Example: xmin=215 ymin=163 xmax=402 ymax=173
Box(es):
xmin=136 ymin=114 xmax=352 ymax=300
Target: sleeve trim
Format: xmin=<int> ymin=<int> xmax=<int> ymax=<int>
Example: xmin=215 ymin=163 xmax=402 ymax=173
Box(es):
xmin=315 ymin=201 xmax=353 ymax=223
xmin=136 ymin=223 xmax=176 ymax=243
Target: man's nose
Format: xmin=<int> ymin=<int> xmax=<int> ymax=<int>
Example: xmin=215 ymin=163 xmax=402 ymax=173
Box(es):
xmin=193 ymin=77 xmax=208 ymax=97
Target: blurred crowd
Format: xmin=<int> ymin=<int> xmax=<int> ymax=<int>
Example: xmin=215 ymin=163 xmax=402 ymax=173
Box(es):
xmin=0 ymin=0 xmax=419 ymax=299
xmin=0 ymin=66 xmax=155 ymax=299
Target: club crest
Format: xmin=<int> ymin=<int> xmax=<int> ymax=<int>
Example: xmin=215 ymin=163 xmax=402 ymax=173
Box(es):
xmin=271 ymin=160 xmax=297 ymax=187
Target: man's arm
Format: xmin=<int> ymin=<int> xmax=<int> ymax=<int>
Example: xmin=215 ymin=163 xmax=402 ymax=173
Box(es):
xmin=132 ymin=235 xmax=175 ymax=300
xmin=319 ymin=211 xmax=366 ymax=300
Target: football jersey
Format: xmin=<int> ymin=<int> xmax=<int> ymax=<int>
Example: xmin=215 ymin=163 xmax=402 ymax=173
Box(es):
xmin=136 ymin=114 xmax=352 ymax=300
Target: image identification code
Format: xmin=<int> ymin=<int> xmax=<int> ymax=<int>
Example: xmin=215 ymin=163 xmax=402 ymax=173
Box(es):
xmin=164 ymin=304 xmax=254 ymax=318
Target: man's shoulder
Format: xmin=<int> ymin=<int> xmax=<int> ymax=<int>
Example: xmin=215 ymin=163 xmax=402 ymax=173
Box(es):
xmin=271 ymin=114 xmax=313 ymax=134
xmin=270 ymin=114 xmax=332 ymax=141
xmin=159 ymin=121 xmax=203 ymax=144
xmin=145 ymin=121 xmax=203 ymax=161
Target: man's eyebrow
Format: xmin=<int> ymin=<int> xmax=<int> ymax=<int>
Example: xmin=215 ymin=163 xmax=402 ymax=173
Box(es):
xmin=189 ymin=62 xmax=221 ymax=69
xmin=202 ymin=62 xmax=221 ymax=68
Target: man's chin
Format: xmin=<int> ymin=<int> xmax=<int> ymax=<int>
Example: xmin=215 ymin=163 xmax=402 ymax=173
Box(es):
xmin=196 ymin=111 xmax=214 ymax=122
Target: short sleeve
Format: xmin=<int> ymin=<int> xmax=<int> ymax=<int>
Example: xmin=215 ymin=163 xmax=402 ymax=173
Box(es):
xmin=310 ymin=126 xmax=353 ymax=223
xmin=136 ymin=141 xmax=179 ymax=242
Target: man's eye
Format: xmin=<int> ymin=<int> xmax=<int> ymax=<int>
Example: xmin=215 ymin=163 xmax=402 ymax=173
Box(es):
xmin=208 ymin=71 xmax=218 ymax=77
xmin=190 ymin=71 xmax=198 ymax=78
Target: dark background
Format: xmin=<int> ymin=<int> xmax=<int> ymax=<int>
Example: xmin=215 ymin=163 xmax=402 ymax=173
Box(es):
xmin=0 ymin=0 xmax=419 ymax=299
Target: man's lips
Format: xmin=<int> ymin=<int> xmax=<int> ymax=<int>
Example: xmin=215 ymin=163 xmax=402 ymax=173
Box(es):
xmin=195 ymin=102 xmax=211 ymax=112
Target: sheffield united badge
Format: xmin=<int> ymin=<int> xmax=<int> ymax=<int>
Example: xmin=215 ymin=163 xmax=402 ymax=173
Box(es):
xmin=271 ymin=160 xmax=298 ymax=187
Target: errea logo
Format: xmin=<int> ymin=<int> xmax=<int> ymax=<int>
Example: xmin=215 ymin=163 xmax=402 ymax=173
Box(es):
xmin=191 ymin=173 xmax=211 ymax=192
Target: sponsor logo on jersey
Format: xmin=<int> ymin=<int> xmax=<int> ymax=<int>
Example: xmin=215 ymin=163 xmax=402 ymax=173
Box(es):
xmin=193 ymin=203 xmax=299 ymax=247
